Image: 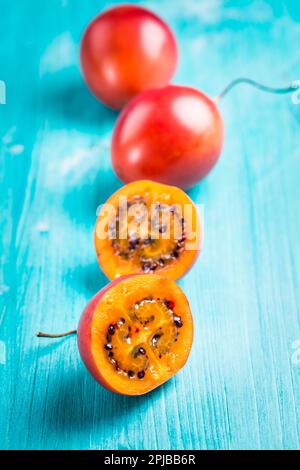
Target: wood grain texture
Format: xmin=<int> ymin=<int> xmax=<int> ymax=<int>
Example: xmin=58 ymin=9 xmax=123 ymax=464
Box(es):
xmin=0 ymin=0 xmax=300 ymax=450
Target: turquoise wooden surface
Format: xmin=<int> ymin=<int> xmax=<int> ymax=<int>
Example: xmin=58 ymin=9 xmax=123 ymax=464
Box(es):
xmin=1 ymin=0 xmax=300 ymax=450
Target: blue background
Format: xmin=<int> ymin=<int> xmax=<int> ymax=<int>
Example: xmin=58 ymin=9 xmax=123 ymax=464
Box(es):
xmin=1 ymin=0 xmax=300 ymax=450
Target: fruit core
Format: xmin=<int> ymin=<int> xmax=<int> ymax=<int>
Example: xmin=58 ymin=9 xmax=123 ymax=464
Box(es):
xmin=109 ymin=195 xmax=186 ymax=273
xmin=104 ymin=296 xmax=183 ymax=380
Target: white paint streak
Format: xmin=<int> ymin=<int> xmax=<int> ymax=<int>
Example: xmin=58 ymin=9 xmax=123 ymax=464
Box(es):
xmin=39 ymin=32 xmax=77 ymax=76
xmin=0 ymin=340 xmax=6 ymax=365
xmin=9 ymin=144 xmax=24 ymax=155
xmin=225 ymin=1 xmax=273 ymax=22
xmin=165 ymin=0 xmax=273 ymax=24
xmin=182 ymin=0 xmax=223 ymax=24
xmin=189 ymin=37 xmax=208 ymax=56
xmin=0 ymin=285 xmax=9 ymax=295
xmin=2 ymin=126 xmax=16 ymax=145
xmin=34 ymin=221 xmax=50 ymax=234
xmin=59 ymin=142 xmax=107 ymax=179
xmin=41 ymin=129 xmax=111 ymax=188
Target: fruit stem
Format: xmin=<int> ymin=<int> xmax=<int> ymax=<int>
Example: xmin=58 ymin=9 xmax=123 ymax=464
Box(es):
xmin=214 ymin=77 xmax=299 ymax=103
xmin=36 ymin=330 xmax=77 ymax=338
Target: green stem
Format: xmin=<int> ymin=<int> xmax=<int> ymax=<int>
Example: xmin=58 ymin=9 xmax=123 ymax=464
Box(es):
xmin=215 ymin=77 xmax=299 ymax=103
xmin=36 ymin=330 xmax=77 ymax=338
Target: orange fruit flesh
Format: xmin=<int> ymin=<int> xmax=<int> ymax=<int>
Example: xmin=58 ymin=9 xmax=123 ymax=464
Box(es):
xmin=90 ymin=274 xmax=194 ymax=395
xmin=95 ymin=180 xmax=201 ymax=280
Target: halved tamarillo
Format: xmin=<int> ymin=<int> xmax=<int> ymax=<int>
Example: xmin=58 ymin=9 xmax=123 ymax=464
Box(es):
xmin=95 ymin=180 xmax=201 ymax=280
xmin=77 ymin=274 xmax=194 ymax=395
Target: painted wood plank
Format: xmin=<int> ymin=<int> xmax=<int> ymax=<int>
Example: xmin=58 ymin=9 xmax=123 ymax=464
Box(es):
xmin=0 ymin=0 xmax=300 ymax=450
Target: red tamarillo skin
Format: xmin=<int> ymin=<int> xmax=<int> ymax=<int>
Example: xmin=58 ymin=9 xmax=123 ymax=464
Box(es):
xmin=77 ymin=278 xmax=122 ymax=393
xmin=77 ymin=274 xmax=193 ymax=395
xmin=80 ymin=5 xmax=178 ymax=109
xmin=112 ymin=85 xmax=224 ymax=189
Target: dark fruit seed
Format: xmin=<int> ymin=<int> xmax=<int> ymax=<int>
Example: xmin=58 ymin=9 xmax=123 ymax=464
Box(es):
xmin=128 ymin=370 xmax=134 ymax=378
xmin=158 ymin=258 xmax=165 ymax=266
xmin=108 ymin=351 xmax=114 ymax=358
xmin=142 ymin=263 xmax=151 ymax=271
xmin=105 ymin=343 xmax=113 ymax=350
xmin=138 ymin=371 xmax=145 ymax=379
xmin=152 ymin=334 xmax=161 ymax=347
xmin=129 ymin=238 xmax=140 ymax=250
xmin=159 ymin=225 xmax=167 ymax=234
xmin=174 ymin=316 xmax=183 ymax=328
xmin=138 ymin=347 xmax=146 ymax=355
xmin=165 ymin=300 xmax=175 ymax=310
xmin=106 ymin=334 xmax=112 ymax=342
xmin=108 ymin=324 xmax=115 ymax=335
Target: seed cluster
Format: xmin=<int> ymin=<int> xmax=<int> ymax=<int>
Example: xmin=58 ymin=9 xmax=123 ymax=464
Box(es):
xmin=104 ymin=298 xmax=183 ymax=380
xmin=109 ymin=198 xmax=187 ymax=272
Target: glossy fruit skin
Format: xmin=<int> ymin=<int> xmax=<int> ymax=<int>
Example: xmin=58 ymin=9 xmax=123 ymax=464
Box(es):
xmin=80 ymin=5 xmax=178 ymax=109
xmin=112 ymin=85 xmax=224 ymax=189
xmin=77 ymin=278 xmax=123 ymax=394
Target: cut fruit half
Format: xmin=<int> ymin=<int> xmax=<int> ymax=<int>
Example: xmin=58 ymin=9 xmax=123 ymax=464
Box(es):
xmin=77 ymin=274 xmax=194 ymax=395
xmin=95 ymin=180 xmax=201 ymax=280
